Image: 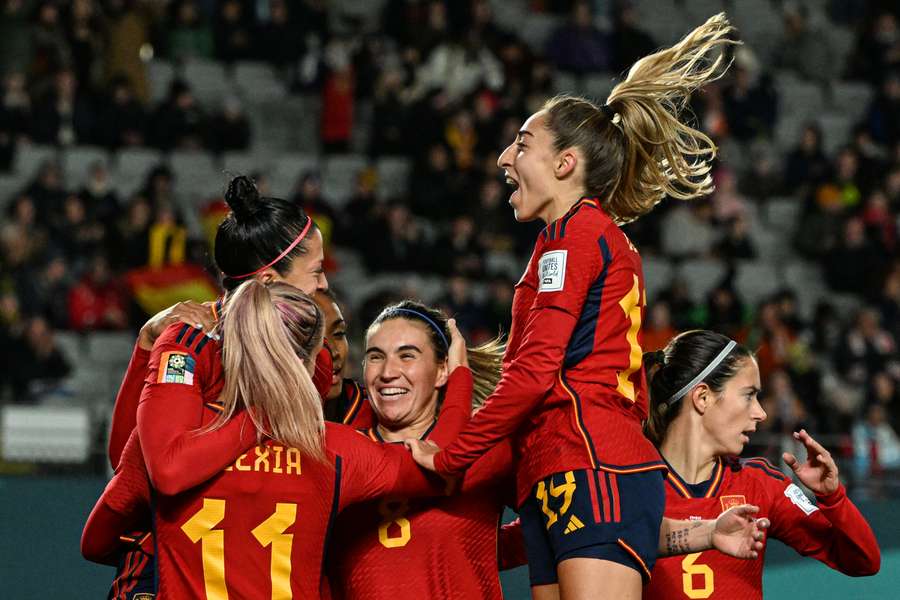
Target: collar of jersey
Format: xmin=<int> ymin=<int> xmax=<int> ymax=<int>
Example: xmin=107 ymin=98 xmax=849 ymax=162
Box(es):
xmin=368 ymin=419 xmax=437 ymax=444
xmin=663 ymin=456 xmax=725 ymax=499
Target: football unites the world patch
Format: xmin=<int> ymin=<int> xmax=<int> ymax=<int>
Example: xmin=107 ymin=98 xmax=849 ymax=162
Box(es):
xmin=784 ymin=483 xmax=819 ymax=516
xmin=158 ymin=351 xmax=196 ymax=385
xmin=538 ymin=250 xmax=567 ymax=292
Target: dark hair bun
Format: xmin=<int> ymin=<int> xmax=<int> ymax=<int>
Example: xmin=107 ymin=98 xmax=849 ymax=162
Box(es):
xmin=225 ymin=175 xmax=261 ymax=222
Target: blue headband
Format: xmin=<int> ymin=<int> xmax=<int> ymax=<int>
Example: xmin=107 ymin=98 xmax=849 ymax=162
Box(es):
xmin=387 ymin=308 xmax=449 ymax=349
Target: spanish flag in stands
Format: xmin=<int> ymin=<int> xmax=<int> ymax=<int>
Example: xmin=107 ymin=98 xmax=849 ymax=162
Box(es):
xmin=125 ymin=263 xmax=219 ymax=316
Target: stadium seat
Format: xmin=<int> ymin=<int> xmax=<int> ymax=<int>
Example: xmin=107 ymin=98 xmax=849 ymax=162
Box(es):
xmin=13 ymin=144 xmax=58 ymax=180
xmin=113 ymin=148 xmax=164 ymax=197
xmin=148 ymin=59 xmax=176 ymax=103
xmin=182 ymin=58 xmax=230 ymax=105
xmin=779 ymin=80 xmax=825 ymax=119
xmin=61 ymin=146 xmax=109 ymax=187
xmin=233 ymin=61 xmax=287 ymax=102
xmin=764 ymin=196 xmax=802 ymax=233
xmin=270 ymin=153 xmax=321 ymax=198
xmin=0 ymin=174 xmax=27 ymax=213
xmin=1 ymin=405 xmax=92 ymax=463
xmin=169 ymin=149 xmax=224 ymax=201
xmin=520 ymin=13 xmax=562 ymax=54
xmin=734 ymin=260 xmax=779 ymax=307
xmin=830 ymin=81 xmax=874 ymax=121
xmin=323 ymin=154 xmax=370 ymax=207
xmin=222 ymin=151 xmax=273 ymax=178
xmin=678 ymin=258 xmax=727 ymax=303
xmin=54 ymin=331 xmax=85 ymax=365
xmin=818 ymin=113 xmax=854 ymax=155
xmin=86 ymin=332 xmax=136 ymax=366
xmin=375 ymin=156 xmax=412 ymax=201
xmin=583 ymin=74 xmax=615 ymax=101
xmin=642 ymin=256 xmax=674 ymax=303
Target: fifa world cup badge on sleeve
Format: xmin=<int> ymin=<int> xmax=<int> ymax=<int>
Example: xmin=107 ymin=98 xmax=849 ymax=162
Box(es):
xmin=538 ymin=250 xmax=567 ymax=292
xmin=784 ymin=483 xmax=819 ymax=516
xmin=158 ymin=351 xmax=196 ymax=385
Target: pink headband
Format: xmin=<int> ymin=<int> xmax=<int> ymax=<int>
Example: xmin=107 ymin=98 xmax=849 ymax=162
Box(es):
xmin=227 ymin=216 xmax=313 ymax=280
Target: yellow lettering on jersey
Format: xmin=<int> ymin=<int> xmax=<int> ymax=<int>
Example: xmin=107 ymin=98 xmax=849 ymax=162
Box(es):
xmin=234 ymin=451 xmax=252 ymax=472
xmin=285 ymin=448 xmax=302 ymax=475
xmin=377 ymin=498 xmax=412 ymax=548
xmin=271 ymin=445 xmax=284 ymax=474
xmin=681 ymin=552 xmax=714 ymax=599
xmin=616 ymin=275 xmax=643 ymax=403
xmin=254 ymin=447 xmax=270 ymax=473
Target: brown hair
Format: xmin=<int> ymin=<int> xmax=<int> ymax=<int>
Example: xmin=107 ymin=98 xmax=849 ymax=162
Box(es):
xmin=541 ymin=13 xmax=738 ymax=223
xmin=206 ymin=280 xmax=327 ymax=460
xmin=643 ymin=330 xmax=753 ymax=446
xmin=366 ymin=300 xmax=505 ymax=410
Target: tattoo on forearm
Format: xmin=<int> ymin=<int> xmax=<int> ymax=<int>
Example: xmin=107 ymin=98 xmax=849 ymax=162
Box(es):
xmin=665 ymin=521 xmax=706 ymax=556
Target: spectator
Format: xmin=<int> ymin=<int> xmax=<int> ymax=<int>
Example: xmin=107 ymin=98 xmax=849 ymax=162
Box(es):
xmin=167 ymin=0 xmax=214 ymax=62
xmin=0 ymin=71 xmax=32 ymax=149
xmin=369 ymin=67 xmax=409 ymax=155
xmin=111 ymin=194 xmax=152 ymax=269
xmin=760 ymin=369 xmax=809 ymax=436
xmin=772 ymin=3 xmax=836 ymax=83
xmin=545 ymin=0 xmax=611 ymax=75
xmin=208 ymin=95 xmax=251 ymax=153
xmin=320 ymin=40 xmax=355 ymax=154
xmin=660 ymin=202 xmax=716 ymax=258
xmin=852 ymin=404 xmax=900 ymax=481
xmin=739 ymin=142 xmax=784 ymax=201
xmin=709 ymin=167 xmax=748 ymax=221
xmin=715 ymin=214 xmax=757 ymax=261
xmin=865 ymin=72 xmax=900 ymax=148
xmin=410 ymin=30 xmax=504 ymax=105
xmin=437 ymin=274 xmax=488 ymax=339
xmin=483 ymin=274 xmax=514 ymax=334
xmin=825 ymin=217 xmax=885 ymax=297
xmin=339 ymin=168 xmax=381 ymax=253
xmin=868 ymin=371 xmax=900 ymax=432
xmin=643 ymin=300 xmax=677 ymax=353
xmin=721 ymin=60 xmax=778 ymax=142
xmin=432 ymin=214 xmax=484 ymax=277
xmin=444 ymin=109 xmax=478 ymax=171
xmin=31 ymin=68 xmax=95 ymax=146
xmin=292 ymin=171 xmax=337 ymax=245
xmin=24 ymin=159 xmax=66 ymax=223
xmin=657 ymin=277 xmax=699 ymax=331
xmin=879 ymin=267 xmax=900 ymax=342
xmin=835 ymin=307 xmax=900 ymax=387
xmin=150 ymin=80 xmax=207 ymax=150
xmin=78 ymin=161 xmax=120 ymax=224
xmin=410 ymin=143 xmax=461 ymax=220
xmin=67 ymin=254 xmax=128 ymax=331
xmin=609 ymin=1 xmax=656 ymax=75
xmin=29 ymin=0 xmax=70 ymax=85
xmin=0 ymin=0 xmax=32 ymax=76
xmin=847 ymin=11 xmax=900 ymax=85
xmin=213 ymin=0 xmax=256 ymax=63
xmin=706 ymin=284 xmax=746 ymax=342
xmin=861 ymin=189 xmax=897 ymax=254
xmin=31 ymin=254 xmax=71 ymax=328
xmin=257 ymin=0 xmax=302 ymax=69
xmin=65 ymin=0 xmax=105 ymax=92
xmin=7 ymin=315 xmax=71 ymax=401
xmin=98 ymin=75 xmax=146 ymax=148
xmin=784 ymin=123 xmax=830 ymax=195
xmin=105 ymin=0 xmax=151 ymax=103
xmin=364 ymin=203 xmax=426 ymax=273
xmin=52 ymin=193 xmax=106 ymax=261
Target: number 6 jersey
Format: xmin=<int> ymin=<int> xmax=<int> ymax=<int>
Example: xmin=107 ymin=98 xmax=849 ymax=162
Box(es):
xmin=644 ymin=457 xmax=880 ymax=600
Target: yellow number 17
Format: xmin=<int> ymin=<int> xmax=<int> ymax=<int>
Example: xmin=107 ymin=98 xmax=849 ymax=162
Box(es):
xmin=616 ymin=275 xmax=644 ymax=402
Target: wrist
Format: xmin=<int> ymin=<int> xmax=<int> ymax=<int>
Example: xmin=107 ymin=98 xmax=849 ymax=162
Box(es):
xmin=815 ymin=483 xmax=846 ymax=507
xmin=137 ymin=327 xmax=154 ymax=351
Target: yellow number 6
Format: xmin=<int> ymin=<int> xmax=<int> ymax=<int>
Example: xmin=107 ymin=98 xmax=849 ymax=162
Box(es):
xmin=681 ymin=552 xmax=714 ymax=599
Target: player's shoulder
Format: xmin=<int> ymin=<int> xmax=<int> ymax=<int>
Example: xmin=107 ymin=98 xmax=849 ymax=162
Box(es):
xmin=155 ymin=322 xmax=218 ymax=358
xmin=324 ymin=421 xmax=376 ymax=450
xmin=734 ymin=456 xmax=791 ymax=486
xmin=541 ymin=197 xmax=612 ymax=245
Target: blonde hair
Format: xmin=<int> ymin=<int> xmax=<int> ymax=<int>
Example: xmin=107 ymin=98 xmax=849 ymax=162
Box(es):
xmin=542 ymin=13 xmax=738 ymax=224
xmin=207 ymin=280 xmax=326 ymax=461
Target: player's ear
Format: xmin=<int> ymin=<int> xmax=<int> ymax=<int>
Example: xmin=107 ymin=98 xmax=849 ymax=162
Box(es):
xmin=554 ymin=148 xmax=578 ymax=180
xmin=690 ymin=384 xmax=711 ymax=415
xmin=434 ymin=359 xmax=449 ymax=390
xmin=256 ymin=268 xmax=279 ymax=285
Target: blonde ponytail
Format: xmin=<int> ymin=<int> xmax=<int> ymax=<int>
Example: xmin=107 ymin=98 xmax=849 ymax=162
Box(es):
xmin=207 ymin=280 xmax=326 ymax=461
xmin=467 ymin=336 xmax=505 ymax=410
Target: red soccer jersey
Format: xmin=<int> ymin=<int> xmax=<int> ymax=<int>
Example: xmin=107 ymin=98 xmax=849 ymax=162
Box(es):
xmin=328 ymin=368 xmax=517 ymax=600
xmin=435 ymin=198 xmax=663 ymax=505
xmin=645 ymin=457 xmax=881 ymax=600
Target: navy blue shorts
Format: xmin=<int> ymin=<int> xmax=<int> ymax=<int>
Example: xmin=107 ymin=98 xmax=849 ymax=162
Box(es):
xmin=109 ymin=547 xmax=156 ymax=600
xmin=519 ymin=468 xmax=665 ymax=586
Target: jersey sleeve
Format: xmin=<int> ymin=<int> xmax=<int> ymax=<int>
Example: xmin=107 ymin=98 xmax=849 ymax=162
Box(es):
xmin=766 ymin=473 xmax=880 ymax=576
xmin=498 ymin=517 xmax=528 ymax=571
xmin=137 ymin=324 xmax=256 ymax=495
xmin=82 ymin=430 xmax=151 ymax=565
xmin=427 ymin=366 xmax=473 ymax=446
xmin=342 ymin=383 xmax=374 ymax=428
xmin=328 ymin=423 xmax=449 ymax=512
xmin=433 ymin=229 xmax=604 ymax=477
xmin=108 ymin=341 xmax=150 ymax=469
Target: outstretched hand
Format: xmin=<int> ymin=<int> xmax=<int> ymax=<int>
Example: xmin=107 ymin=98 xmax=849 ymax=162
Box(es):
xmin=404 ymin=438 xmax=441 ymax=473
xmin=446 ymin=318 xmax=469 ymax=373
xmin=712 ymin=504 xmax=770 ymax=560
xmin=782 ymin=429 xmax=840 ymax=496
xmin=138 ymin=300 xmax=217 ymax=350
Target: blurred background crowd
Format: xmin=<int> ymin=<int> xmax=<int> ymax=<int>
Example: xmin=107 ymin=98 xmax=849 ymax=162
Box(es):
xmin=0 ymin=0 xmax=898 ymax=496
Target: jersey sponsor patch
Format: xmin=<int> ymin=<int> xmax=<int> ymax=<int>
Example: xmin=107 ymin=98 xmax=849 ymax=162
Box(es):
xmin=158 ymin=351 xmax=195 ymax=385
xmin=720 ymin=494 xmax=746 ymax=513
xmin=784 ymin=483 xmax=818 ymax=515
xmin=538 ymin=250 xmax=567 ymax=292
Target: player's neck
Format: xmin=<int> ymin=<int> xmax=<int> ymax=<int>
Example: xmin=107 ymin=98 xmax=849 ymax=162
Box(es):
xmin=376 ymin=417 xmax=433 ymax=443
xmin=541 ymin=189 xmax=585 ymax=224
xmin=659 ymin=420 xmax=717 ymax=484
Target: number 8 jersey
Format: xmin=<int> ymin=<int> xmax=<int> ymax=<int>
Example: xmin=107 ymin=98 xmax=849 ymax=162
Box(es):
xmin=435 ymin=198 xmax=665 ymax=507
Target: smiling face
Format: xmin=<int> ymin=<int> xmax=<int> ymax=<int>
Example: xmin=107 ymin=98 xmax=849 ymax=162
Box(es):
xmin=314 ymin=291 xmax=348 ymax=400
xmin=496 ymin=110 xmax=560 ymax=223
xmin=363 ymin=318 xmax=449 ymax=434
xmin=271 ymin=228 xmax=328 ymax=294
xmin=700 ymin=358 xmax=766 ymax=456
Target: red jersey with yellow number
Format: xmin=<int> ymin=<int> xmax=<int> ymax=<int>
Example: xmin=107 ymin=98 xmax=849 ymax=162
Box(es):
xmin=153 ymin=422 xmax=449 ymax=600
xmin=645 ymin=457 xmax=881 ymax=600
xmin=435 ymin=198 xmax=664 ymax=505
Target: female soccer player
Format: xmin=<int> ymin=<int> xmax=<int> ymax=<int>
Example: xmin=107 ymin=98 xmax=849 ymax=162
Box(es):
xmin=409 ymin=13 xmax=739 ymax=599
xmin=83 ymin=281 xmax=468 ymax=598
xmin=642 ymin=330 xmax=880 ymax=599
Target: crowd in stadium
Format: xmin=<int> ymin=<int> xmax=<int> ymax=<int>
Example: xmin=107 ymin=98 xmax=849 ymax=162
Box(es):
xmin=0 ymin=0 xmax=899 ymax=489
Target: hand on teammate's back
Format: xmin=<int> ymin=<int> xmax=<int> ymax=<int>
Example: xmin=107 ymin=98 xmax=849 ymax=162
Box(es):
xmin=138 ymin=301 xmax=217 ymax=350
xmin=405 ymin=438 xmax=441 ymax=472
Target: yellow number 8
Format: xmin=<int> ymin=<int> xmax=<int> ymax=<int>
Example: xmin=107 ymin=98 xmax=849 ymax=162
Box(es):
xmin=377 ymin=498 xmax=411 ymax=548
xmin=681 ymin=552 xmax=714 ymax=599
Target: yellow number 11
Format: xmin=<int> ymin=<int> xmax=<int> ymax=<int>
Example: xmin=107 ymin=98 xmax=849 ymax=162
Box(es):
xmin=181 ymin=498 xmax=298 ymax=600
